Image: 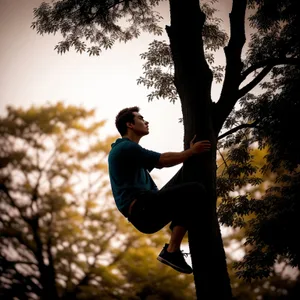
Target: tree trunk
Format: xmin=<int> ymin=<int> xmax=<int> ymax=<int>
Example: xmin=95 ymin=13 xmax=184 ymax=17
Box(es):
xmin=167 ymin=0 xmax=232 ymax=298
xmin=40 ymin=266 xmax=59 ymax=300
xmin=32 ymin=221 xmax=59 ymax=300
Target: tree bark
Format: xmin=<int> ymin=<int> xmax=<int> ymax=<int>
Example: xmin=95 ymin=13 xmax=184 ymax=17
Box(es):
xmin=215 ymin=0 xmax=247 ymax=132
xmin=167 ymin=0 xmax=232 ymax=298
xmin=32 ymin=220 xmax=59 ymax=300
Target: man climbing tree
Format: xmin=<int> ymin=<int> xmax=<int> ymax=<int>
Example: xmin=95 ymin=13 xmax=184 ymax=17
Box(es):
xmin=108 ymin=106 xmax=211 ymax=274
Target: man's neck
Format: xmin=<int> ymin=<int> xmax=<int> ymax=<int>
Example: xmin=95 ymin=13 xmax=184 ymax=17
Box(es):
xmin=122 ymin=133 xmax=141 ymax=144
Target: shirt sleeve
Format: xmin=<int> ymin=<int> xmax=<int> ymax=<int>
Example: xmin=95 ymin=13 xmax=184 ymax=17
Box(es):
xmin=125 ymin=142 xmax=161 ymax=171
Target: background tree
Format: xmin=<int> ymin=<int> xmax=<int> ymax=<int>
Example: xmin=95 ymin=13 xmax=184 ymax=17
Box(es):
xmin=0 ymin=102 xmax=120 ymax=299
xmin=0 ymin=103 xmax=196 ymax=300
xmin=31 ymin=0 xmax=300 ymax=298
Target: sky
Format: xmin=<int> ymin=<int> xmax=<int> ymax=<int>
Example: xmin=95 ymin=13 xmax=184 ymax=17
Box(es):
xmin=0 ymin=0 xmax=233 ymax=187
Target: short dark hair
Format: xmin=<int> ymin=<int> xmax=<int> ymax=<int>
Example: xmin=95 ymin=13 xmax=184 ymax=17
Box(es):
xmin=115 ymin=106 xmax=140 ymax=136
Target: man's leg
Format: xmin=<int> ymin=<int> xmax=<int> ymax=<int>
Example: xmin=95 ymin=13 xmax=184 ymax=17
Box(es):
xmin=129 ymin=180 xmax=207 ymax=273
xmin=160 ymin=166 xmax=194 ymax=253
xmin=167 ymin=225 xmax=187 ymax=252
xmin=155 ymin=181 xmax=207 ymax=274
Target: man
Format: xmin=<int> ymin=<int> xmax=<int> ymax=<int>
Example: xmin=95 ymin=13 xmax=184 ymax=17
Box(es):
xmin=108 ymin=106 xmax=211 ymax=274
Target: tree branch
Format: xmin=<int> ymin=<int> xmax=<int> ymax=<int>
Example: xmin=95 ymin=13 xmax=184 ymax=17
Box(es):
xmin=217 ymin=148 xmax=229 ymax=176
xmin=2 ymin=269 xmax=42 ymax=295
xmin=82 ymin=0 xmax=127 ymax=23
xmin=0 ymin=183 xmax=29 ymax=224
xmin=241 ymin=58 xmax=300 ymax=82
xmin=218 ymin=121 xmax=258 ymax=140
xmin=216 ymin=57 xmax=300 ymax=127
xmin=8 ymin=260 xmax=38 ymax=266
xmin=1 ymin=229 xmax=37 ymax=255
xmin=214 ymin=0 xmax=247 ymax=133
xmin=238 ymin=65 xmax=273 ymax=99
xmin=107 ymin=0 xmax=127 ymax=11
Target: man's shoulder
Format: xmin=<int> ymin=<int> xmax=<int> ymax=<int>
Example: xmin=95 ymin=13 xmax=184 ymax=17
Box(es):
xmin=113 ymin=139 xmax=139 ymax=151
xmin=109 ymin=139 xmax=140 ymax=158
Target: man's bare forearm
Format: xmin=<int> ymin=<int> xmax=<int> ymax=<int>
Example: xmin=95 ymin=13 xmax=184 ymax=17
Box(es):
xmin=156 ymin=149 xmax=194 ymax=168
xmin=156 ymin=139 xmax=211 ymax=169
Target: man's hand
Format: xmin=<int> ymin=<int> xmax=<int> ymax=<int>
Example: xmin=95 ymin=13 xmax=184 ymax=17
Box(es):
xmin=190 ymin=135 xmax=211 ymax=154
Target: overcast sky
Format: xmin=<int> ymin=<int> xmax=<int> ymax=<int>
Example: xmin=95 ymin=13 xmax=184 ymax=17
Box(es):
xmin=0 ymin=0 xmax=234 ymax=187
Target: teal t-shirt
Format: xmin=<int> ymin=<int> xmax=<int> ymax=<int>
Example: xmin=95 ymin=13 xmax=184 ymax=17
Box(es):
xmin=108 ymin=138 xmax=161 ymax=217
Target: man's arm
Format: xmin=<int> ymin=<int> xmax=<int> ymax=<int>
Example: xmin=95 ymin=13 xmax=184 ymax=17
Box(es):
xmin=156 ymin=149 xmax=194 ymax=168
xmin=156 ymin=138 xmax=211 ymax=168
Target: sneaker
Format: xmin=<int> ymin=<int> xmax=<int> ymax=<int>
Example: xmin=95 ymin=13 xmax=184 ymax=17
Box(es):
xmin=157 ymin=244 xmax=193 ymax=274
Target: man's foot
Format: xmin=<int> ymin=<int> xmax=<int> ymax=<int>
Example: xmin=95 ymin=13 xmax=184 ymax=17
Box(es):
xmin=157 ymin=244 xmax=193 ymax=274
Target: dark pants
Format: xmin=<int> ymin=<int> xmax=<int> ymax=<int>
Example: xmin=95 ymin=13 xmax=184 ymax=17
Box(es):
xmin=128 ymin=167 xmax=207 ymax=234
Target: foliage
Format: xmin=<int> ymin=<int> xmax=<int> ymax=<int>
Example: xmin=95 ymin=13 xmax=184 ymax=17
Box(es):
xmin=31 ymin=0 xmax=164 ymax=55
xmin=217 ymin=147 xmax=300 ymax=299
xmin=247 ymin=0 xmax=299 ymax=65
xmin=136 ymin=1 xmax=227 ymax=102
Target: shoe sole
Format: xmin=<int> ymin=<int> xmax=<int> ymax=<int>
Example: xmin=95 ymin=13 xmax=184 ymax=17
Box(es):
xmin=157 ymin=256 xmax=193 ymax=274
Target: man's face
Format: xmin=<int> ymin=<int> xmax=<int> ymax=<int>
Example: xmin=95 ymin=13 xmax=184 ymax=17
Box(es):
xmin=128 ymin=112 xmax=149 ymax=136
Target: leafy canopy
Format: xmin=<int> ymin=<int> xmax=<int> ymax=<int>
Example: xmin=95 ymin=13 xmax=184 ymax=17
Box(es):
xmin=32 ymin=0 xmax=164 ymax=55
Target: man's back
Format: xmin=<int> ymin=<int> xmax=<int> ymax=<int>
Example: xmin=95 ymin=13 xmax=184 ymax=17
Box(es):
xmin=108 ymin=137 xmax=160 ymax=216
